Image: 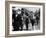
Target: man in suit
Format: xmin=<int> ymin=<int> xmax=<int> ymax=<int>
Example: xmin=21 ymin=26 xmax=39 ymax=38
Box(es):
xmin=12 ymin=9 xmax=18 ymax=31
xmin=12 ymin=8 xmax=21 ymax=31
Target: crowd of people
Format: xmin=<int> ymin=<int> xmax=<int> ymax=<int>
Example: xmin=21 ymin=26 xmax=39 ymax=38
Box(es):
xmin=12 ymin=7 xmax=40 ymax=31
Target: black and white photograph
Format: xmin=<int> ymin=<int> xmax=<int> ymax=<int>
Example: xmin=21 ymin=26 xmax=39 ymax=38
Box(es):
xmin=7 ymin=3 xmax=44 ymax=35
xmin=12 ymin=7 xmax=40 ymax=31
xmin=5 ymin=1 xmax=45 ymax=37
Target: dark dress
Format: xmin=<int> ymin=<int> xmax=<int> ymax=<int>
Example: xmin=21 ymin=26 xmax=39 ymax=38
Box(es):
xmin=17 ymin=14 xmax=23 ymax=31
xmin=25 ymin=18 xmax=29 ymax=30
xmin=30 ymin=18 xmax=35 ymax=26
xmin=36 ymin=16 xmax=39 ymax=25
